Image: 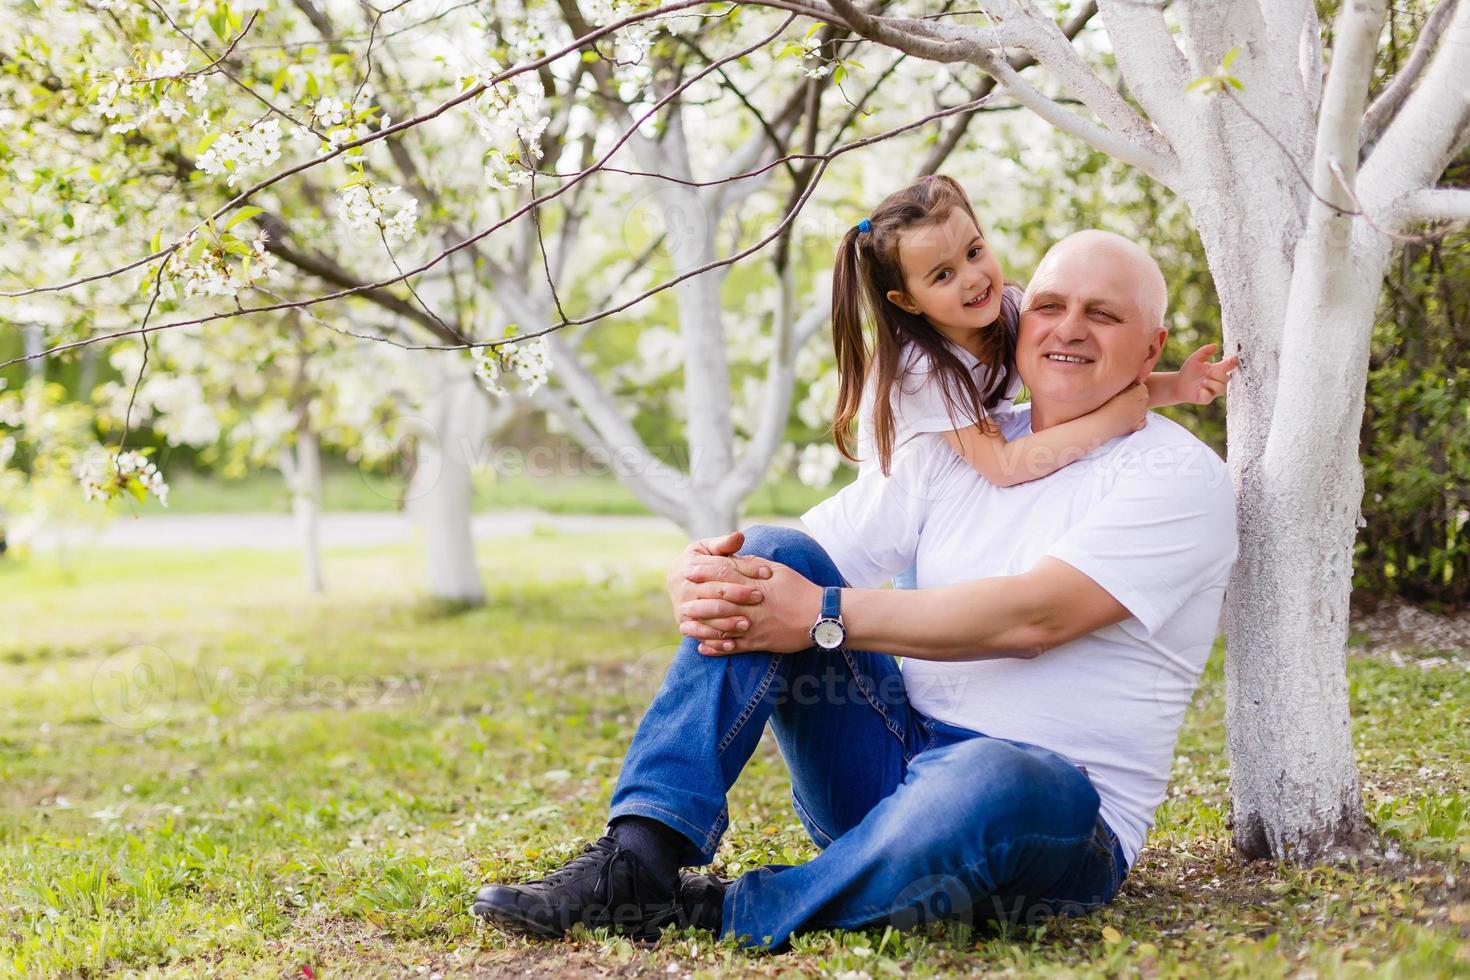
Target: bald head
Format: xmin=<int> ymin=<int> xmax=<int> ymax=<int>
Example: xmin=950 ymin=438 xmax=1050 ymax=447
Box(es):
xmin=1015 ymin=229 xmax=1170 ymax=431
xmin=1028 ymin=230 xmax=1167 ymax=331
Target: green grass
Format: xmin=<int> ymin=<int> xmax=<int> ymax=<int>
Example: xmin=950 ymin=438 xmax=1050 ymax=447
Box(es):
xmin=130 ymin=464 xmax=850 ymax=517
xmin=0 ymin=539 xmax=1466 ymax=977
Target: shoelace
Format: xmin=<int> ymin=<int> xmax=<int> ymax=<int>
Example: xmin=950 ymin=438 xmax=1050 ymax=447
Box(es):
xmin=539 ymin=839 xmax=620 ymax=889
xmin=539 ymin=838 xmax=672 ymax=929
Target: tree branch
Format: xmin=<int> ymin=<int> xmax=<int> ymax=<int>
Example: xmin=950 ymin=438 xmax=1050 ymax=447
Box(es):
xmin=4 ymin=67 xmax=1001 ymax=370
xmin=1361 ymin=0 xmax=1470 ymax=205
xmin=816 ymin=0 xmax=1174 ymax=180
xmin=1359 ymin=0 xmax=1459 ymax=153
xmin=1094 ymin=0 xmax=1192 ymax=155
xmin=921 ymin=0 xmax=1095 ymax=175
xmin=528 ymin=385 xmax=687 ymax=520
xmin=4 ymin=0 xmax=712 ymax=299
xmin=1309 ymin=0 xmax=1387 ymax=215
xmin=1399 ymin=188 xmax=1470 ymax=223
xmin=989 ymin=0 xmax=1171 ymax=163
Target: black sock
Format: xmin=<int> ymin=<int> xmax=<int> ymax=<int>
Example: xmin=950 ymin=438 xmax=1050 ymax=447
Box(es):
xmin=608 ymin=815 xmax=683 ymax=890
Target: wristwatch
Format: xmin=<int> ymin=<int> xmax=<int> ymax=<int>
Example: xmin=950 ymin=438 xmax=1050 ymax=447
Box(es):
xmin=809 ymin=586 xmax=847 ymax=651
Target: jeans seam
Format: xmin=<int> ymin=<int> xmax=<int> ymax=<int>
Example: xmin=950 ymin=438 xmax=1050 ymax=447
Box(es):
xmin=838 ymin=649 xmax=908 ymax=750
xmin=717 ymin=654 xmax=784 ymax=755
xmin=789 ymin=790 xmax=836 ymax=850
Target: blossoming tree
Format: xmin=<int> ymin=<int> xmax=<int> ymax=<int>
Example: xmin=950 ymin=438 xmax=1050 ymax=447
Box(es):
xmin=0 ymin=0 xmax=1088 ymax=594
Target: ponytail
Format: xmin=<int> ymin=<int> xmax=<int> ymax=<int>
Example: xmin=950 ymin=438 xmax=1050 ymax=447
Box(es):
xmin=830 ymin=226 xmax=869 ymax=463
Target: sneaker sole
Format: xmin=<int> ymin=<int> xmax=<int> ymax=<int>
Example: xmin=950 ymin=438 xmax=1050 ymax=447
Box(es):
xmin=472 ymin=896 xmax=679 ymax=942
xmin=471 ymin=896 xmax=566 ymax=939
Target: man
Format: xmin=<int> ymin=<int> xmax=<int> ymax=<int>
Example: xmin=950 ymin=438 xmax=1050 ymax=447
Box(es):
xmin=472 ymin=230 xmax=1238 ymax=951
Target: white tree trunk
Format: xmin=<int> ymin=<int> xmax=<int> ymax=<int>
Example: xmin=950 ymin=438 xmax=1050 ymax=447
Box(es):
xmin=1176 ymin=149 xmax=1379 ymax=862
xmin=1182 ymin=201 xmax=1375 ymax=861
xmin=1220 ymin=259 xmax=1384 ymax=861
xmin=407 ymin=361 xmax=492 ymax=605
xmin=684 ymin=496 xmax=741 ymax=540
xmin=280 ymin=424 xmax=325 ymax=594
xmin=657 ymin=120 xmax=737 ymax=535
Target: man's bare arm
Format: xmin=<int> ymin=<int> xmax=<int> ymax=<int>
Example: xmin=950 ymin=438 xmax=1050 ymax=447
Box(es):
xmin=841 ymin=559 xmax=1130 ymax=660
xmin=677 ymin=557 xmax=1131 ymax=660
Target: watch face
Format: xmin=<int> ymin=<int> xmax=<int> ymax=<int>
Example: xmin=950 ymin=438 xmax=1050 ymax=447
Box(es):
xmin=812 ymin=619 xmax=844 ymax=649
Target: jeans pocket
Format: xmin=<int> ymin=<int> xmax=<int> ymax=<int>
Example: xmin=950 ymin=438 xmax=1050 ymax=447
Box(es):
xmin=1086 ymin=817 xmax=1123 ymax=899
xmin=1039 ymin=817 xmax=1119 ymax=915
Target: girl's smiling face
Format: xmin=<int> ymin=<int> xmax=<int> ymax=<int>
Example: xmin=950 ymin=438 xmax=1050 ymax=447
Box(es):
xmin=884 ymin=208 xmax=1005 ymax=351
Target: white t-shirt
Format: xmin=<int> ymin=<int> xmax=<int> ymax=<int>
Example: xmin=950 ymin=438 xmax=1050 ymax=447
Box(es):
xmin=801 ymin=407 xmax=1238 ymax=867
xmin=856 ymin=285 xmax=1025 ymax=475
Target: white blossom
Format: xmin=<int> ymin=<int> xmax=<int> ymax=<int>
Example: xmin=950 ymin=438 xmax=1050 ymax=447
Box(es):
xmin=162 ymin=229 xmax=280 ymax=300
xmin=157 ymin=98 xmax=188 ymax=122
xmin=796 ymin=443 xmax=841 ymax=489
xmin=625 ymin=327 xmax=681 ymax=384
xmin=186 ymin=74 xmax=209 ymax=103
xmin=77 ymin=448 xmax=170 ymax=506
xmin=196 ymin=118 xmax=283 ymax=186
xmin=230 ymin=402 xmax=296 ymax=457
xmin=472 ymin=337 xmax=551 ymax=397
xmin=142 ymin=375 xmax=220 ymax=446
xmin=91 ymin=71 xmax=128 ymax=120
xmin=382 ymin=196 xmax=418 ymax=243
xmin=798 ymin=34 xmax=833 ymax=79
xmin=472 ymin=59 xmax=552 ymax=191
xmin=472 ymin=347 xmax=508 ymax=397
xmin=336 ymin=181 xmax=418 ymax=244
xmin=798 ymin=371 xmax=839 ymax=429
xmin=152 ymin=50 xmax=190 ymax=79
xmin=108 ymin=111 xmax=149 ymax=135
xmin=582 ymin=0 xmax=654 ymax=64
xmin=510 ymin=337 xmax=550 ymax=390
xmin=311 ymin=97 xmax=348 ymax=127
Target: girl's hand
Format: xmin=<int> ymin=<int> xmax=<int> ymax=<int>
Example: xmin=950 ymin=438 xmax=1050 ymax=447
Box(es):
xmin=1175 ymin=344 xmax=1239 ymax=405
xmin=1099 ymin=382 xmax=1150 ymax=435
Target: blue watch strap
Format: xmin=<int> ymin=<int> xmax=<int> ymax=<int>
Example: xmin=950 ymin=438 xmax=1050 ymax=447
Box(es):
xmin=821 ymin=586 xmax=842 ymax=620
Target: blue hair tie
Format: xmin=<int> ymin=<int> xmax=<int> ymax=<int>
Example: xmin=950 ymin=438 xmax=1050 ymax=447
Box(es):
xmin=857 ymin=218 xmax=872 ymax=233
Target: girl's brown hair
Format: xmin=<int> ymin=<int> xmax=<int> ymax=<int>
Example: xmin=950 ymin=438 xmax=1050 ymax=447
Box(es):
xmin=830 ymin=173 xmax=1017 ymax=475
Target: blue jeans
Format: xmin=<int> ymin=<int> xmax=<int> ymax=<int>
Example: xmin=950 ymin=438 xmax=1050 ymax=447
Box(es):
xmin=608 ymin=525 xmax=1127 ymax=951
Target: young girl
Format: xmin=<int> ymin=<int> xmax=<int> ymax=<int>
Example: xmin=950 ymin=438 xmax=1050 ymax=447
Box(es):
xmin=832 ymin=173 xmax=1235 ymax=489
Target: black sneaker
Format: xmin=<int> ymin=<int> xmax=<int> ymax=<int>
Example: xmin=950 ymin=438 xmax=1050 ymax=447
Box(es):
xmin=472 ymin=836 xmax=680 ymax=940
xmin=675 ymin=869 xmax=730 ymax=934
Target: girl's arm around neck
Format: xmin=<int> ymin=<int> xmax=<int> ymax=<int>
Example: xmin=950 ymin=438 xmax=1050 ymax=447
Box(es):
xmin=940 ymin=384 xmax=1146 ymax=487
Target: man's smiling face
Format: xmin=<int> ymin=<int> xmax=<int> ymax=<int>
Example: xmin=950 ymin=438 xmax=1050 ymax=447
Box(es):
xmin=1017 ymin=231 xmax=1168 ymax=429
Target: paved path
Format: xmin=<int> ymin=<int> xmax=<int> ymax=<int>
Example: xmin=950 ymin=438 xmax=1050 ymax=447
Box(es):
xmin=28 ymin=510 xmax=799 ymax=551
